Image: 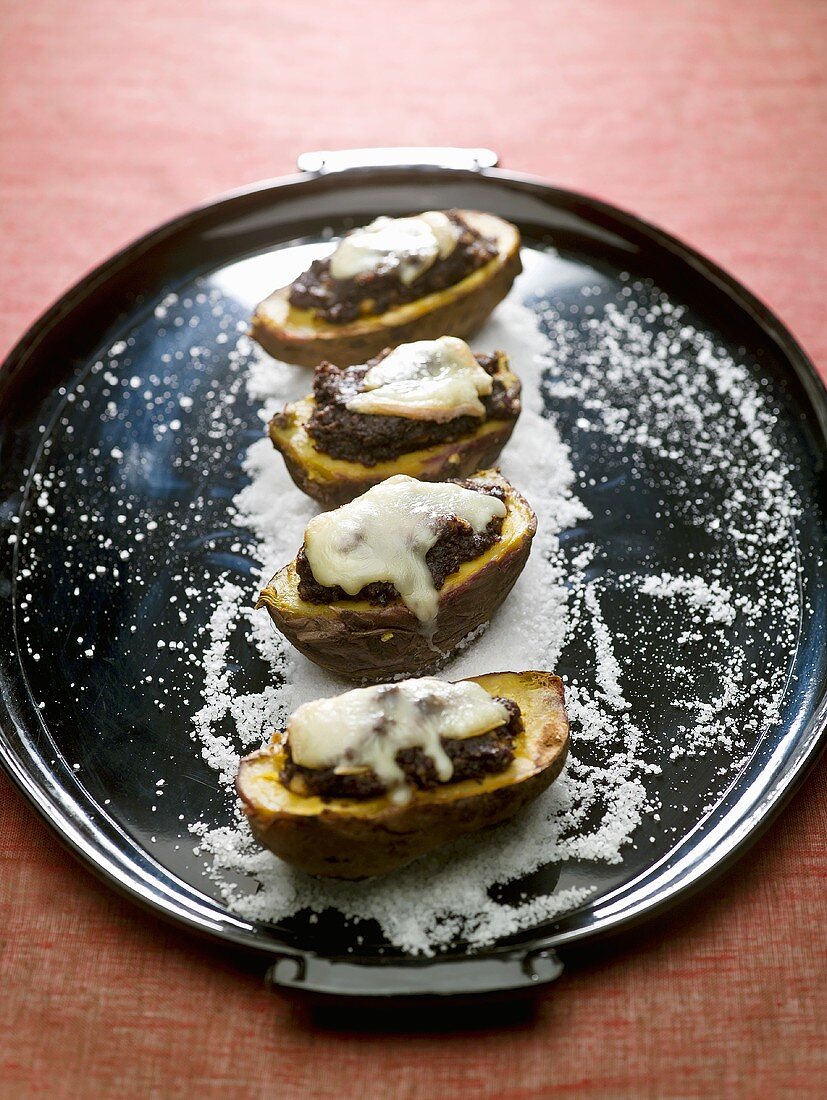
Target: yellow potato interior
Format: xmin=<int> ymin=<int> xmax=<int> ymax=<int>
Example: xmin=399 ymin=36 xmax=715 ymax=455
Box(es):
xmin=258 ymin=472 xmax=534 ymax=619
xmin=240 ymin=671 xmax=564 ymax=820
xmin=257 ymin=212 xmax=520 ymax=338
xmin=271 ymin=352 xmax=518 ymax=483
xmin=278 ymin=405 xmax=507 ymax=480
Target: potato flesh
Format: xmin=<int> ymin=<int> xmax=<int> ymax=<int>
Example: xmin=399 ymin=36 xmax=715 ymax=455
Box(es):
xmin=269 ymin=352 xmax=519 ymax=483
xmin=301 ymin=475 xmax=507 ymax=626
xmin=275 ymin=400 xmax=511 ymax=480
xmin=260 ymin=472 xmax=533 ymax=620
xmin=258 ymin=212 xmax=519 ymax=338
xmin=239 ymin=671 xmax=566 ymax=819
xmin=250 ymin=213 xmax=522 ymax=368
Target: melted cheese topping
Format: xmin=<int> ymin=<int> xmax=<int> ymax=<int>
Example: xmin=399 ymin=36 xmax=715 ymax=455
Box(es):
xmin=345 ymin=337 xmax=493 ymax=422
xmin=302 ymin=474 xmax=507 ymax=625
xmin=329 ymin=211 xmax=460 ymax=286
xmin=287 ymin=677 xmax=510 ymax=802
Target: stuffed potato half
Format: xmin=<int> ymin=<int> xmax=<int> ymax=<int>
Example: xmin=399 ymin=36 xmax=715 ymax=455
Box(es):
xmin=251 ymin=211 xmax=521 ymax=367
xmin=269 ymin=351 xmax=522 ymax=507
xmin=256 ymin=470 xmax=537 ymax=681
xmin=236 ymin=670 xmax=569 ymax=879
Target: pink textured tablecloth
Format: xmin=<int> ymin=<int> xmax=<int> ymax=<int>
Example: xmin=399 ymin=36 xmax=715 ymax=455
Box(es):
xmin=1 ymin=1 xmax=825 ymax=1097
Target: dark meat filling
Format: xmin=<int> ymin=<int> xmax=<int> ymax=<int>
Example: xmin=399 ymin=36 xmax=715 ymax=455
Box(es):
xmin=300 ymin=350 xmax=519 ymax=466
xmin=281 ymin=696 xmax=522 ymax=800
xmin=296 ymin=480 xmax=506 ymax=608
xmin=288 ymin=211 xmax=499 ymax=325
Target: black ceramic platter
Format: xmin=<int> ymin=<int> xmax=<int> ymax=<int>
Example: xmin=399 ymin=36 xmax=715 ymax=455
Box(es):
xmin=1 ymin=149 xmax=825 ymax=1001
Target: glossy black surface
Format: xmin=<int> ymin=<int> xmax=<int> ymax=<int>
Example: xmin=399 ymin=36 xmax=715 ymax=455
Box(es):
xmin=0 ymin=162 xmax=825 ymax=998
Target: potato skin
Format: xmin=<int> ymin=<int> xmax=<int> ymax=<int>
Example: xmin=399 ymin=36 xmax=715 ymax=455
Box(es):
xmin=250 ymin=211 xmax=522 ymax=367
xmin=236 ymin=671 xmax=569 ymax=879
xmin=256 ymin=472 xmax=537 ymax=681
xmin=269 ymin=352 xmax=522 ymax=507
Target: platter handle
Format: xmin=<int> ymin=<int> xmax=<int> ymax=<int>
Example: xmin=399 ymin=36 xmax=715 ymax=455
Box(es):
xmin=296 ymin=147 xmax=499 ymax=174
xmin=264 ymin=941 xmax=563 ymax=1003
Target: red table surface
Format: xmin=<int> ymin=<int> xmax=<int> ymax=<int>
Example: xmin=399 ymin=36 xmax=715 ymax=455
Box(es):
xmin=1 ymin=1 xmax=825 ymax=1097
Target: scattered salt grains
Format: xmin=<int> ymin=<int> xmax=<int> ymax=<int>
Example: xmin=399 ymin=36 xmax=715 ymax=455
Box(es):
xmin=12 ymin=264 xmax=803 ymax=957
xmin=640 ymin=573 xmax=736 ymax=626
xmin=184 ymin=286 xmax=797 ymax=956
xmin=583 ymin=583 xmax=628 ymax=712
